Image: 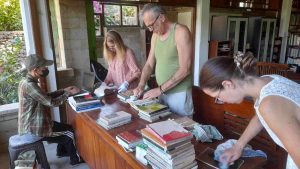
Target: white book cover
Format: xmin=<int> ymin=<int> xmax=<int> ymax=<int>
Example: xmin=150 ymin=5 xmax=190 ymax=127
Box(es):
xmin=99 ymin=111 xmax=132 ymax=125
xmin=147 ymin=120 xmax=189 ymax=137
xmin=97 ymin=118 xmax=131 ymax=130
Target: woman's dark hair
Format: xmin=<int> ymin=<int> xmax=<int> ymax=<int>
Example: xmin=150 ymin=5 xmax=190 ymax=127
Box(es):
xmin=200 ymin=52 xmax=257 ymax=91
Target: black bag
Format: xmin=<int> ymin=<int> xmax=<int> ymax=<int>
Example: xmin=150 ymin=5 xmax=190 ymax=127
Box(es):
xmin=90 ymin=60 xmax=108 ymax=83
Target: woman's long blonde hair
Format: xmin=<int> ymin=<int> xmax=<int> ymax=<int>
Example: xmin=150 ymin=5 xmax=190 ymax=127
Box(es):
xmin=103 ymin=30 xmax=127 ymax=62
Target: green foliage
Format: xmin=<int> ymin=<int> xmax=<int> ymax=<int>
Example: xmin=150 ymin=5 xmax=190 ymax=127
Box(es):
xmin=0 ymin=37 xmax=24 ymax=105
xmin=104 ymin=5 xmax=120 ymax=26
xmin=122 ymin=6 xmax=136 ymax=17
xmin=0 ymin=0 xmax=22 ymax=31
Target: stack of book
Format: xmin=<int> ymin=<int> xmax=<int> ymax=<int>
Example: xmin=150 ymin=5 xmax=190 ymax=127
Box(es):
xmin=68 ymin=93 xmax=102 ymax=113
xmin=129 ymin=99 xmax=171 ymax=122
xmin=137 ymin=102 xmax=171 ymax=122
xmin=97 ymin=111 xmax=132 ymax=130
xmin=171 ymin=117 xmax=198 ymax=131
xmin=141 ymin=120 xmax=197 ymax=169
xmin=116 ymin=130 xmax=143 ymax=152
xmin=117 ymin=90 xmax=134 ymax=102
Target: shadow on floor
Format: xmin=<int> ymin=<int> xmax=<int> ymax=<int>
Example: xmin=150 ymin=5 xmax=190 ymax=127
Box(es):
xmin=0 ymin=142 xmax=89 ymax=169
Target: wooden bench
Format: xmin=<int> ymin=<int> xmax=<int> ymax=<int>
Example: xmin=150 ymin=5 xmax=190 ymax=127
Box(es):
xmin=192 ymin=86 xmax=287 ymax=169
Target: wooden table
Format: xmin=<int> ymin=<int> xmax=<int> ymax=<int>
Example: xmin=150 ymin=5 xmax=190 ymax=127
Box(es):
xmin=287 ymin=71 xmax=300 ymax=83
xmin=66 ymin=94 xmax=266 ymax=169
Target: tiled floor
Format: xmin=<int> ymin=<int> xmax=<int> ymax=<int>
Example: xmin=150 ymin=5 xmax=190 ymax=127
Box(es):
xmin=0 ymin=143 xmax=89 ymax=169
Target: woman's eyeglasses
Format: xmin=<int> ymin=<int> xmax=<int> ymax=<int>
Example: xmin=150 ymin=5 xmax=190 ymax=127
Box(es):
xmin=215 ymin=89 xmax=224 ymax=104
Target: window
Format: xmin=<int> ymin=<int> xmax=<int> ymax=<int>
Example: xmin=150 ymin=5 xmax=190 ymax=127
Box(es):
xmin=93 ymin=1 xmax=103 ymax=36
xmin=122 ymin=6 xmax=138 ymax=26
xmin=0 ymin=0 xmax=25 ymax=105
xmin=92 ymin=2 xmax=139 ymax=36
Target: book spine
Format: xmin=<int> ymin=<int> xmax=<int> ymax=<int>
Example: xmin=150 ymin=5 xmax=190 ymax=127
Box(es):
xmin=75 ymin=100 xmax=100 ymax=106
xmin=69 ymin=102 xmax=101 ymax=113
xmin=75 ymin=103 xmax=102 ymax=110
xmin=144 ymin=107 xmax=169 ymax=115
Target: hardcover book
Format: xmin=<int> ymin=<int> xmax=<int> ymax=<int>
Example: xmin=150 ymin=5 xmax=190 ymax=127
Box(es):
xmin=147 ymin=120 xmax=193 ymax=144
xmin=116 ymin=130 xmax=143 ymax=151
xmin=136 ymin=103 xmax=169 ymax=115
xmin=99 ymin=111 xmax=132 ymax=125
xmin=69 ymin=102 xmax=102 ymax=112
xmin=73 ymin=93 xmax=99 ymax=104
xmin=171 ymin=117 xmax=198 ymax=130
xmin=69 ymin=101 xmax=101 ymax=113
xmin=117 ymin=130 xmax=142 ymax=144
xmin=196 ymin=147 xmax=244 ymax=169
xmin=117 ymin=90 xmax=134 ymax=101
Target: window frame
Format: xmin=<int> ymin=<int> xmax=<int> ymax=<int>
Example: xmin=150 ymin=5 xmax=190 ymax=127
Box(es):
xmin=93 ymin=2 xmax=140 ymax=37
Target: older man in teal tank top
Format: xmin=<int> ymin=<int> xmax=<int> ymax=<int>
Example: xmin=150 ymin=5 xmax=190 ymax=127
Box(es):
xmin=133 ymin=4 xmax=193 ymax=116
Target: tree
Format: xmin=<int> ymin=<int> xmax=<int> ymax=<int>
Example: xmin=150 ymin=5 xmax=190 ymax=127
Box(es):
xmin=0 ymin=0 xmax=24 ymax=105
xmin=0 ymin=0 xmax=22 ymax=31
xmin=0 ymin=37 xmax=24 ymax=105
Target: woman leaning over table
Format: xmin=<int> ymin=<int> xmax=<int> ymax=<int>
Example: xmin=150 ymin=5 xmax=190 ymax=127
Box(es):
xmin=199 ymin=52 xmax=300 ymax=169
xmin=103 ymin=30 xmax=141 ymax=93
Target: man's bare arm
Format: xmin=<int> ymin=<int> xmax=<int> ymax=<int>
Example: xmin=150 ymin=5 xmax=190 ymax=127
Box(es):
xmin=133 ymin=33 xmax=157 ymax=96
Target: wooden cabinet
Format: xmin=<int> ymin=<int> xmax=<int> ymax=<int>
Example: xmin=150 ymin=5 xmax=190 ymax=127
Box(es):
xmin=209 ymin=40 xmax=232 ymax=58
xmin=66 ymin=102 xmax=147 ymax=169
xmin=272 ymin=37 xmax=282 ymax=63
xmin=66 ymin=94 xmax=268 ymax=169
xmin=287 ymin=1 xmax=300 ymax=63
xmin=210 ymin=16 xmax=248 ymax=53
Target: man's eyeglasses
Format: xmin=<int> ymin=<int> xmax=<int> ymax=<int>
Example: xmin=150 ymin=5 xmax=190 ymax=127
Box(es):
xmin=146 ymin=14 xmax=160 ymax=31
xmin=215 ymin=89 xmax=224 ymax=104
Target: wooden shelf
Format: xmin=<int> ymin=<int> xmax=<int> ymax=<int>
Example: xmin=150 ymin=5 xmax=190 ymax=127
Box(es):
xmin=209 ymin=40 xmax=232 ymax=58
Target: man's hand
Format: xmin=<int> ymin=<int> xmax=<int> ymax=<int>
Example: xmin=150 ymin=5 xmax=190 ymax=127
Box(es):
xmin=133 ymin=85 xmax=144 ymax=98
xmin=118 ymin=81 xmax=129 ymax=93
xmin=142 ymin=87 xmax=161 ymax=99
xmin=64 ymin=86 xmax=80 ymax=95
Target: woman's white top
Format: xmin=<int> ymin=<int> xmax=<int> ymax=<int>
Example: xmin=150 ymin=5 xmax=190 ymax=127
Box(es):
xmin=254 ymin=74 xmax=300 ymax=169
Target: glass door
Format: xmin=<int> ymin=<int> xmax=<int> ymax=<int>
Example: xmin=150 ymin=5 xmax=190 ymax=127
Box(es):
xmin=258 ymin=19 xmax=276 ymax=62
xmin=227 ymin=17 xmax=248 ymax=53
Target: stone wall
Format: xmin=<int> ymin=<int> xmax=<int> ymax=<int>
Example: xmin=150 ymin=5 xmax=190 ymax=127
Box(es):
xmin=0 ymin=31 xmax=26 ymax=58
xmin=104 ymin=27 xmax=146 ymax=69
xmin=0 ymin=31 xmax=25 ymax=153
xmin=51 ymin=0 xmax=91 ymax=88
xmin=0 ymin=104 xmax=18 ymax=153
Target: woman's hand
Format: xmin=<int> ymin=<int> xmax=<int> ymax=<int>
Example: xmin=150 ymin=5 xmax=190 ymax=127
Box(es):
xmin=142 ymin=87 xmax=161 ymax=99
xmin=220 ymin=143 xmax=243 ymax=164
xmin=118 ymin=81 xmax=129 ymax=93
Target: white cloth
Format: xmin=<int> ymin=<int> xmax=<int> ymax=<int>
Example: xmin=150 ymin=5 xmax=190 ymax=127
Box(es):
xmin=159 ymin=88 xmax=194 ymax=116
xmin=118 ymin=81 xmax=129 ymax=93
xmin=254 ymin=75 xmax=300 ymax=169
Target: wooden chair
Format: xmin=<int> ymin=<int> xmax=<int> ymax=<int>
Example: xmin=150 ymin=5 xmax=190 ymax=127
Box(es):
xmin=256 ymin=62 xmax=289 ymax=77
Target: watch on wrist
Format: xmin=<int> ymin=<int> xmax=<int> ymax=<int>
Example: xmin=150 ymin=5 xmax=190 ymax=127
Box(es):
xmin=159 ymin=85 xmax=165 ymax=95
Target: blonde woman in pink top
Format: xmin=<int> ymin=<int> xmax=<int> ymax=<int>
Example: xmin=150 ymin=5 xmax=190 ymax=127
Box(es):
xmin=103 ymin=30 xmax=141 ymax=93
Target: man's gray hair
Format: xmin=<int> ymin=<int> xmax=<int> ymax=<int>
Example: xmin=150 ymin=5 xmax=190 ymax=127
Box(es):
xmin=140 ymin=3 xmax=166 ymax=19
